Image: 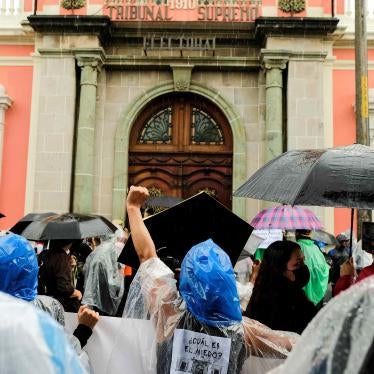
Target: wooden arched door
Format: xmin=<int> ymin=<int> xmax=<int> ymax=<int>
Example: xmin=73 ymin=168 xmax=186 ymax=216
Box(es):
xmin=128 ymin=92 xmax=233 ymax=208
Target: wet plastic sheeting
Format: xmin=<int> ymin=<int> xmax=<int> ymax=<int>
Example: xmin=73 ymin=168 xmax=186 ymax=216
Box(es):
xmin=82 ymin=238 xmax=124 ymax=316
xmin=0 ymin=233 xmax=38 ymax=301
xmin=119 ymin=257 xmax=298 ymax=374
xmin=273 ymin=276 xmax=374 ymax=374
xmin=118 ymin=192 xmax=253 ymax=269
xmin=0 ymin=292 xmax=85 ymax=374
xmin=234 ymin=144 xmax=374 ymax=209
xmin=20 ymin=213 xmax=117 ymax=240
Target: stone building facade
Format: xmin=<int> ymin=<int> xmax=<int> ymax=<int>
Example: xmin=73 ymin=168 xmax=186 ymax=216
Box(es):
xmin=0 ymin=0 xmax=370 ymax=233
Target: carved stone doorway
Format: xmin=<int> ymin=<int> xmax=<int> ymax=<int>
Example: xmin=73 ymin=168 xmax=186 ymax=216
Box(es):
xmin=128 ymin=92 xmax=233 ymax=208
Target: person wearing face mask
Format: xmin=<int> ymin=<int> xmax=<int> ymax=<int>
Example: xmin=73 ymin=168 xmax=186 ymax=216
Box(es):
xmin=82 ymin=229 xmax=126 ymax=316
xmin=244 ymin=241 xmax=318 ymax=334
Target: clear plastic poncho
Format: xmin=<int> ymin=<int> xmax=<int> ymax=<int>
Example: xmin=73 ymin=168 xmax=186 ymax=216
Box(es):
xmin=32 ymin=295 xmax=66 ymax=326
xmin=0 ymin=291 xmax=86 ymax=374
xmin=235 ymin=258 xmax=254 ymax=311
xmin=82 ymin=231 xmax=124 ymax=316
xmin=352 ymin=240 xmax=373 ymax=270
xmin=271 ymin=275 xmax=374 ymax=374
xmin=116 ymin=239 xmax=298 ymax=374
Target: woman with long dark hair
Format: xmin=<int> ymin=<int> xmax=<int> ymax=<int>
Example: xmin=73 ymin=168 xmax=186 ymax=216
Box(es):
xmin=244 ymin=240 xmax=317 ymax=334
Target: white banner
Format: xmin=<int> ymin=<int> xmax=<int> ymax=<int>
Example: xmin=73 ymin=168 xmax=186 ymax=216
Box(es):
xmin=65 ymin=313 xmax=285 ymax=374
xmin=253 ymin=229 xmax=283 ymax=249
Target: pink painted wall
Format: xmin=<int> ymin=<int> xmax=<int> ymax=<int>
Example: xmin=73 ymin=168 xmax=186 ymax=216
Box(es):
xmin=333 ymin=48 xmax=374 ymax=235
xmin=0 ymin=45 xmax=34 ymax=56
xmin=0 ymin=47 xmax=33 ymax=230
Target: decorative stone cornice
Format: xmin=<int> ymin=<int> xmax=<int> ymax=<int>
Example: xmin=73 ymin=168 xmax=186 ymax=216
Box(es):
xmin=27 ymin=15 xmax=111 ymax=44
xmin=255 ymin=17 xmax=339 ymax=43
xmin=106 ymin=56 xmax=259 ymax=70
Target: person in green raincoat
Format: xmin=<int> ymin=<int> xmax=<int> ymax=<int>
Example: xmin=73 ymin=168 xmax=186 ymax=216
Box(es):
xmin=295 ymin=229 xmax=329 ymax=306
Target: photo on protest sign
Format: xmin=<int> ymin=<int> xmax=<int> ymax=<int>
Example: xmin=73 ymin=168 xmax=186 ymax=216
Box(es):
xmin=170 ymin=329 xmax=231 ymax=374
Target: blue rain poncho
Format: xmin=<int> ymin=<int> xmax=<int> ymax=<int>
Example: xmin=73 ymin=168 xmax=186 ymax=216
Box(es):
xmin=0 ymin=233 xmax=91 ymax=368
xmin=0 ymin=233 xmax=38 ymax=301
xmin=179 ymin=239 xmax=242 ymax=327
xmin=0 ymin=291 xmax=85 ymax=374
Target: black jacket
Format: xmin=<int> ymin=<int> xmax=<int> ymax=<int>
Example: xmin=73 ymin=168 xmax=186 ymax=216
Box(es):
xmin=245 ymin=274 xmax=317 ymax=334
xmin=44 ymin=247 xmax=79 ymax=312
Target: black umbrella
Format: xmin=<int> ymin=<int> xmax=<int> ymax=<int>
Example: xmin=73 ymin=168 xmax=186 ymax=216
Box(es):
xmin=19 ymin=213 xmax=117 ymax=241
xmin=144 ymin=195 xmax=183 ymax=209
xmin=119 ymin=192 xmax=253 ymax=269
xmin=233 ymin=144 xmax=374 ymax=254
xmin=234 ymin=144 xmax=374 ymax=208
xmin=9 ymin=212 xmax=56 ymax=235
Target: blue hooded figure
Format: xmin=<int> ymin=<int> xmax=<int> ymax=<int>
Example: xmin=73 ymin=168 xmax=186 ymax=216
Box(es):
xmin=129 ymin=239 xmax=247 ymax=374
xmin=0 ymin=233 xmax=38 ymax=301
xmin=179 ymin=238 xmax=242 ymax=327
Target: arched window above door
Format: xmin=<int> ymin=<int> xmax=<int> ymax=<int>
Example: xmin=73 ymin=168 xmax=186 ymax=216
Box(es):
xmin=191 ymin=108 xmax=224 ymax=145
xmin=131 ymin=93 xmax=232 ymax=153
xmin=138 ymin=107 xmax=172 ymax=144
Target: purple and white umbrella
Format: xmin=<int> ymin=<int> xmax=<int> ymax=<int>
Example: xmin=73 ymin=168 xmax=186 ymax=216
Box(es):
xmin=250 ymin=205 xmax=323 ymax=231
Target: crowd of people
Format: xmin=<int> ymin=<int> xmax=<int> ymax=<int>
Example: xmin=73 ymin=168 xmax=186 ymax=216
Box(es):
xmin=1 ymin=185 xmax=374 ymax=373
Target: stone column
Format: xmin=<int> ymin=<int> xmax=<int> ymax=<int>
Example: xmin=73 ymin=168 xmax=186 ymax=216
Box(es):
xmin=73 ymin=56 xmax=102 ymax=214
xmin=0 ymin=85 xmax=12 ymax=184
xmin=262 ymin=57 xmax=288 ymax=163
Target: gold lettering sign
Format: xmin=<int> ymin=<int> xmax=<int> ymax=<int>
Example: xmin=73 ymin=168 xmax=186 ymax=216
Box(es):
xmin=104 ymin=0 xmax=262 ymax=22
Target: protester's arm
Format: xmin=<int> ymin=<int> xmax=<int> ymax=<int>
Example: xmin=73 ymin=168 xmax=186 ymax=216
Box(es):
xmin=73 ymin=305 xmax=99 ymax=348
xmin=126 ymin=186 xmax=157 ymax=263
xmin=250 ymin=260 xmax=260 ymax=284
xmin=333 ymin=258 xmax=355 ymax=297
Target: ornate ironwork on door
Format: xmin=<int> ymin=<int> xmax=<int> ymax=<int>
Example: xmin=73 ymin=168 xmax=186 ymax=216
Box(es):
xmin=138 ymin=107 xmax=172 ymax=144
xmin=191 ymin=108 xmax=224 ymax=145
